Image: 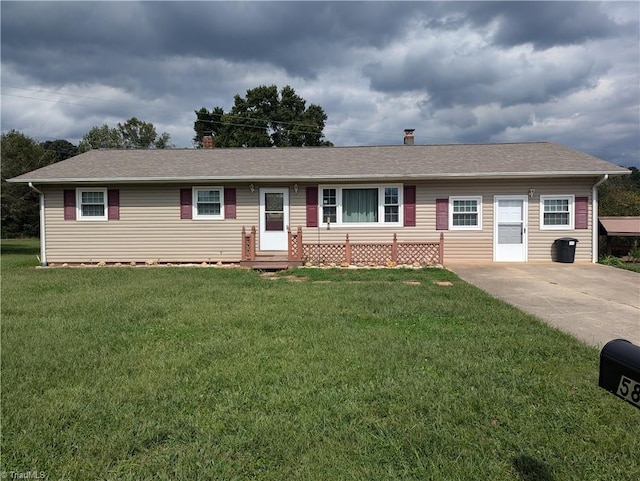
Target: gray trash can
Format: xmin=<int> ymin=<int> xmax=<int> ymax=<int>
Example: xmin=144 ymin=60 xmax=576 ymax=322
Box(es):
xmin=555 ymin=238 xmax=578 ymax=263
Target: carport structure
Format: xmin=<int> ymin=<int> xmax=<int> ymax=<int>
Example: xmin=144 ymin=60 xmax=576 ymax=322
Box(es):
xmin=599 ymin=216 xmax=640 ymax=256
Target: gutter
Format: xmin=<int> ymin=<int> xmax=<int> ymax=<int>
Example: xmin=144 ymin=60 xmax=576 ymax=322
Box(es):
xmin=28 ymin=182 xmax=47 ymax=266
xmin=7 ymin=170 xmax=631 ymax=185
xmin=592 ymin=175 xmax=609 ymax=263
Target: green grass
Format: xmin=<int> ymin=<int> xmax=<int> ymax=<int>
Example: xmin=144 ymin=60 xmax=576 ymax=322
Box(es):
xmin=599 ymin=255 xmax=640 ymax=273
xmin=2 ymin=239 xmax=639 ymax=480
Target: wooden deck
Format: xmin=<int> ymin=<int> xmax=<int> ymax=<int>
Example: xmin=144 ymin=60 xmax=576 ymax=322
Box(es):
xmin=241 ymin=226 xmax=444 ymax=267
xmin=239 ymin=253 xmax=303 ymax=271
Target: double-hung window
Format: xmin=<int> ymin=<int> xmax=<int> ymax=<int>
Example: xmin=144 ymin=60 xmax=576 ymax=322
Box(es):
xmin=77 ymin=188 xmax=107 ymax=220
xmin=384 ymin=187 xmax=399 ymax=222
xmin=450 ymin=196 xmax=482 ymax=230
xmin=540 ymin=195 xmax=573 ymax=229
xmin=319 ymin=185 xmax=402 ymax=226
xmin=193 ymin=187 xmax=224 ymax=220
xmin=322 ymin=188 xmax=337 ymax=224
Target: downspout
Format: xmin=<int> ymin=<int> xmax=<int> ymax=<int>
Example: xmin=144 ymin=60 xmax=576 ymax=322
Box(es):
xmin=592 ymin=175 xmax=608 ymax=263
xmin=28 ymin=182 xmax=47 ymax=266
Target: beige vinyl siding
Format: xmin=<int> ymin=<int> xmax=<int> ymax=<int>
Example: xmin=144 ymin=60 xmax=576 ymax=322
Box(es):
xmin=44 ymin=184 xmax=258 ymax=263
xmin=526 ymin=179 xmax=593 ymax=262
xmin=43 ymin=178 xmax=595 ymax=264
xmin=294 ymin=181 xmax=493 ymax=262
xmin=294 ymin=179 xmax=594 ymax=263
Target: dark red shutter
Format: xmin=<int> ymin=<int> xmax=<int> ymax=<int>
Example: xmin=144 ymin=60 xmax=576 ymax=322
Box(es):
xmin=224 ymin=187 xmax=237 ymax=219
xmin=575 ymin=196 xmax=588 ymax=229
xmin=107 ymin=189 xmax=120 ymax=220
xmin=436 ymin=198 xmax=449 ymax=230
xmin=403 ymin=185 xmax=416 ymax=226
xmin=180 ymin=188 xmax=192 ymax=219
xmin=63 ymin=190 xmax=76 ymax=220
xmin=306 ymin=186 xmax=318 ymax=227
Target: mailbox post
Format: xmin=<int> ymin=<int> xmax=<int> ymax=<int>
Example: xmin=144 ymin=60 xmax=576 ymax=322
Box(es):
xmin=599 ymin=339 xmax=640 ymax=409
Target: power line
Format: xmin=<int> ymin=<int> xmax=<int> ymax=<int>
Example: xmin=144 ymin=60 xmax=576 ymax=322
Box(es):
xmin=2 ymin=85 xmax=126 ymax=103
xmin=1 ymin=92 xmax=96 ymax=108
xmin=1 ymin=84 xmax=457 ymax=142
xmin=3 ymin=85 xmax=638 ymax=151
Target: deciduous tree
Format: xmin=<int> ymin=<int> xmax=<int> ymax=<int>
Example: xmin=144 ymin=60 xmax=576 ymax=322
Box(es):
xmin=79 ymin=118 xmax=171 ymax=152
xmin=1 ymin=131 xmax=57 ymax=237
xmin=41 ymin=139 xmax=78 ymax=162
xmin=194 ymin=85 xmax=332 ymax=148
xmin=599 ymin=167 xmax=640 ymax=216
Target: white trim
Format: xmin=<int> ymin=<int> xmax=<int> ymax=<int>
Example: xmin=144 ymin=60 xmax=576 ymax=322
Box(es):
xmin=192 ymin=186 xmax=224 ymax=220
xmin=540 ymin=195 xmax=574 ymax=230
xmin=28 ymin=183 xmax=47 ymax=266
xmin=76 ymin=188 xmax=108 ymax=221
xmin=493 ymin=195 xmax=528 ymax=262
xmin=10 ymin=170 xmax=631 ymax=185
xmin=318 ymin=184 xmax=403 ymax=228
xmin=592 ymin=175 xmax=609 ymax=263
xmin=449 ymin=196 xmax=482 ymax=231
xmin=259 ymin=187 xmax=289 ymax=251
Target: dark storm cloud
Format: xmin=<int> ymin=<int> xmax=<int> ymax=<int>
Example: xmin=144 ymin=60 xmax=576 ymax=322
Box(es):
xmin=365 ymin=49 xmax=605 ymax=109
xmin=1 ymin=1 xmax=638 ymax=167
xmin=2 ymin=2 xmax=630 ymax=93
xmin=461 ymin=1 xmax=623 ymax=49
xmin=362 ymin=1 xmax=628 ymax=104
xmin=1 ymin=1 xmax=419 ymax=83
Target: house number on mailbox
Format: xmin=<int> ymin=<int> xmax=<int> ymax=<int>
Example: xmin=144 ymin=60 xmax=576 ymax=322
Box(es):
xmin=616 ymin=375 xmax=640 ymax=408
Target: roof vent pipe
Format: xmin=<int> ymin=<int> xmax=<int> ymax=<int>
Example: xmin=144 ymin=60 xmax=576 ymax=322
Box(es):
xmin=404 ymin=129 xmax=415 ymax=145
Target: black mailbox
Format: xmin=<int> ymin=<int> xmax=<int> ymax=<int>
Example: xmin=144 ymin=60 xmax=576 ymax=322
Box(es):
xmin=599 ymin=339 xmax=640 ymax=409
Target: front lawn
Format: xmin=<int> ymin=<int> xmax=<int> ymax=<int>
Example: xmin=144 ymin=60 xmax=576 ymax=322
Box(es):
xmin=2 ymin=239 xmax=638 ymax=480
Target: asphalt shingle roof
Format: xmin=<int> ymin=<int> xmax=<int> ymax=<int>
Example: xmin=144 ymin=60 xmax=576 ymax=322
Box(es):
xmin=9 ymin=142 xmax=629 ymax=184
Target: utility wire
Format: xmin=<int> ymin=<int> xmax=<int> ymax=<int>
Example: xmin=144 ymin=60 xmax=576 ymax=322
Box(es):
xmin=3 ymin=85 xmax=638 ymax=154
xmin=1 ymin=85 xmax=457 ymax=142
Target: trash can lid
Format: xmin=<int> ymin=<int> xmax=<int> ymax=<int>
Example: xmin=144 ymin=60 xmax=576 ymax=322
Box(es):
xmin=557 ymin=237 xmax=579 ymax=242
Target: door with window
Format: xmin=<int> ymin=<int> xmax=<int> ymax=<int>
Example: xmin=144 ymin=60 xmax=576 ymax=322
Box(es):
xmin=259 ymin=188 xmax=289 ymax=251
xmin=494 ymin=196 xmax=528 ymax=262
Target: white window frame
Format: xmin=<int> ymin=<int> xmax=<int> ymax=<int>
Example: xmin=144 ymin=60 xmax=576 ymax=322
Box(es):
xmin=318 ymin=184 xmax=403 ymax=227
xmin=540 ymin=195 xmax=574 ymax=230
xmin=192 ymin=186 xmax=224 ymax=220
xmin=321 ymin=187 xmax=338 ymax=224
xmin=76 ymin=188 xmax=108 ymax=221
xmin=449 ymin=196 xmax=482 ymax=230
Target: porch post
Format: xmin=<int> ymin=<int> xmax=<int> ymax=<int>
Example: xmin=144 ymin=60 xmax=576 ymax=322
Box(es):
xmin=297 ymin=226 xmax=303 ymax=261
xmin=439 ymin=232 xmax=444 ymax=265
xmin=392 ymin=233 xmax=398 ymax=263
xmin=287 ymin=227 xmax=292 ymax=261
xmin=241 ymin=227 xmax=247 ymax=261
xmin=345 ymin=234 xmax=351 ymax=264
xmin=250 ymin=226 xmax=256 ymax=261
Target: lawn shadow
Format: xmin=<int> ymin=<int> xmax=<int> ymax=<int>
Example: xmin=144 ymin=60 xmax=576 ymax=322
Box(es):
xmin=513 ymin=454 xmax=555 ymax=481
xmin=1 ymin=240 xmax=40 ymax=256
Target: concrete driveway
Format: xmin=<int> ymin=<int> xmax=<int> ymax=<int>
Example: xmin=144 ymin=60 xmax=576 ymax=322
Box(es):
xmin=447 ymin=262 xmax=640 ymax=348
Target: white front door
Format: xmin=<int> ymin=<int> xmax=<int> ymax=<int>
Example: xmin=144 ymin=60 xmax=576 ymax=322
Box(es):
xmin=259 ymin=187 xmax=289 ymax=251
xmin=494 ymin=196 xmax=528 ymax=262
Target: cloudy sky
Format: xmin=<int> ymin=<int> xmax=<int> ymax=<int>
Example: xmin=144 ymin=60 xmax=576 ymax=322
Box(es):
xmin=1 ymin=1 xmax=639 ymax=167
